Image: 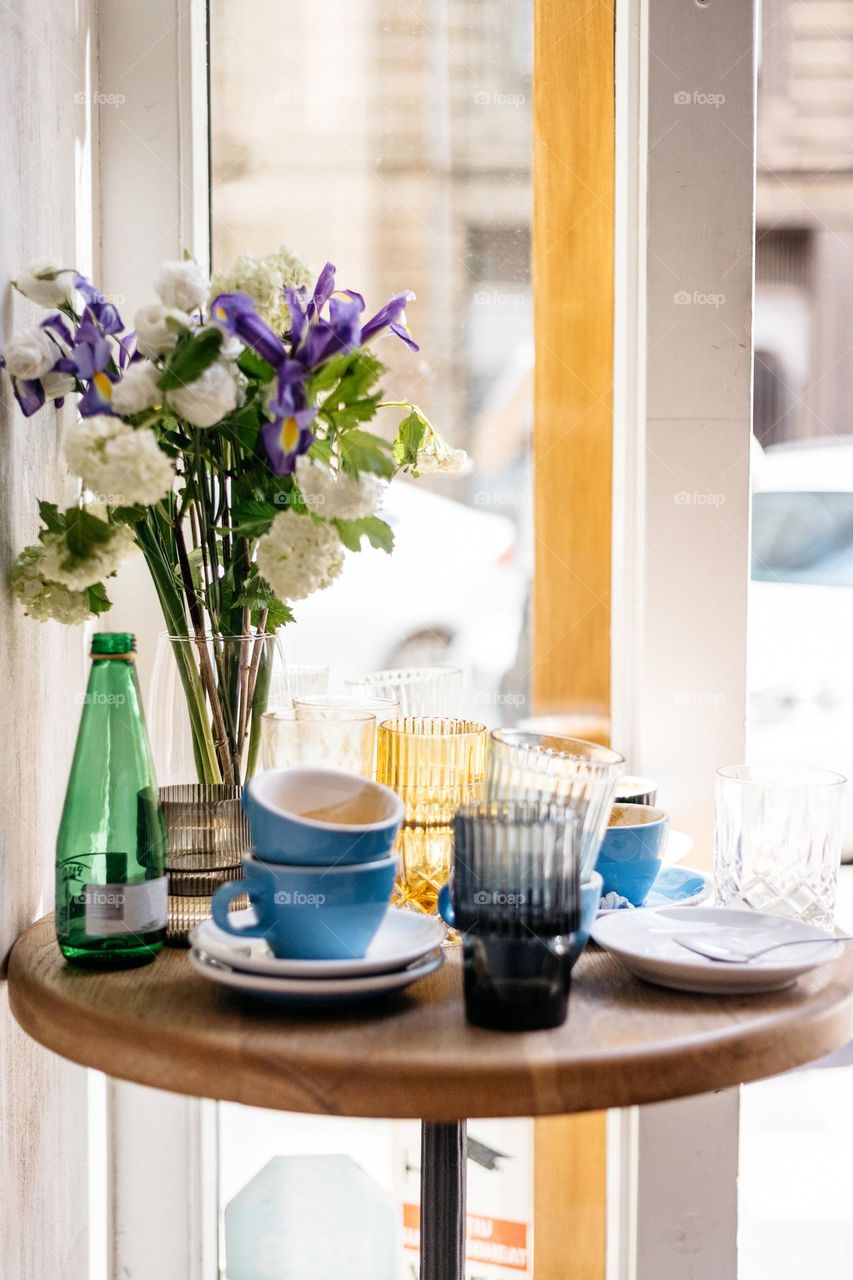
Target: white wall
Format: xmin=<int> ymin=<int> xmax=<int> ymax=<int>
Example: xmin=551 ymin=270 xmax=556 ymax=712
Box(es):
xmin=0 ymin=1 xmax=97 ymax=1275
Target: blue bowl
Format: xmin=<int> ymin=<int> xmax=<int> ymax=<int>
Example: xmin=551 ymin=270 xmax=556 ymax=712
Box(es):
xmin=211 ymin=852 xmax=397 ymax=960
xmin=595 ymin=804 xmax=669 ymax=906
xmin=243 ymin=767 xmax=404 ymax=866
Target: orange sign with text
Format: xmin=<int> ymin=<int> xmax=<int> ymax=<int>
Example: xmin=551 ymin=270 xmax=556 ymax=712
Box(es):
xmin=402 ymin=1203 xmax=529 ymax=1272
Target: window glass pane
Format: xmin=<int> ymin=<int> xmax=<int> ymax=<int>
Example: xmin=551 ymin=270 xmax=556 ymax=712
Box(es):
xmin=210 ymin=0 xmax=533 ymax=717
xmin=209 ymin=2 xmax=534 ymax=1274
xmin=743 ymin=3 xmax=853 ymax=1274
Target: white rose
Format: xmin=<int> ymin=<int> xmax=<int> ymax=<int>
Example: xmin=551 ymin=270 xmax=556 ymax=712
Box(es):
xmin=13 ymin=258 xmax=76 ymax=308
xmin=166 ymin=360 xmax=240 ymax=428
xmin=111 ymin=360 xmax=162 ymax=415
xmin=155 ymin=259 xmax=210 ymax=313
xmin=65 ymin=415 xmax=174 ymax=505
xmin=3 ymin=326 xmax=59 ymax=379
xmin=41 ymin=369 xmax=76 ymax=400
xmin=256 ymin=511 xmax=345 ymax=602
xmin=134 ymin=304 xmax=191 ymax=358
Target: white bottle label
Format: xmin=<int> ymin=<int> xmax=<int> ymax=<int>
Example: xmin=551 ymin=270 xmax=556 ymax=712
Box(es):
xmin=83 ymin=877 xmax=168 ymax=937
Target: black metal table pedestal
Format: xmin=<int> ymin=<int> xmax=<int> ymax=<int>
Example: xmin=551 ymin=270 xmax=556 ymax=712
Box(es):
xmin=420 ymin=1120 xmax=467 ymax=1280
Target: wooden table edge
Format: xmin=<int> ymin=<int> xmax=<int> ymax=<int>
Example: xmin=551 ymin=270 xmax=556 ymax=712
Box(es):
xmin=9 ymin=918 xmax=853 ymax=1121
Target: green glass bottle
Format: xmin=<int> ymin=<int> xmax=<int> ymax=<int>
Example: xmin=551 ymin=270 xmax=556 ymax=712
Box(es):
xmin=55 ymin=632 xmax=167 ymax=967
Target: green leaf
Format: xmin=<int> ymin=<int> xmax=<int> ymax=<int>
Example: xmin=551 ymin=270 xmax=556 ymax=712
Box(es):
xmin=64 ymin=508 xmax=114 ymax=560
xmin=324 ymin=393 xmax=384 ymax=430
xmin=234 ymin=572 xmax=294 ymax=630
xmin=392 ymin=407 xmax=430 ymax=469
xmin=333 ymin=516 xmax=394 ymax=554
xmin=157 ymin=327 xmax=223 ymax=393
xmin=228 ymin=499 xmax=278 ymax=538
xmin=339 ymin=429 xmax=395 ymax=479
xmin=112 ymin=504 xmax=148 ymax=525
xmin=86 ymin=582 xmax=113 ymax=615
xmin=38 ymin=501 xmax=66 ymax=534
xmin=237 ymin=347 xmax=277 ymax=384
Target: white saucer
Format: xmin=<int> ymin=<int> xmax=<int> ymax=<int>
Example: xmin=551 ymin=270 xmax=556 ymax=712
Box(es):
xmin=190 ymin=907 xmax=444 ymax=978
xmin=591 ymin=906 xmax=843 ymax=995
xmin=189 ymin=945 xmax=443 ymax=1004
xmin=597 ymin=865 xmax=712 ymax=915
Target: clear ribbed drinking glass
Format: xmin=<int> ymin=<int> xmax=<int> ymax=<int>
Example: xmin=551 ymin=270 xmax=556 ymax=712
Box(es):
xmin=486 ymin=729 xmax=624 ymax=880
xmin=260 ymin=709 xmax=376 ymax=777
xmin=346 ymin=666 xmax=463 ymax=717
xmin=282 ymin=664 xmax=330 ymax=704
xmin=714 ymin=765 xmax=845 ymax=928
xmin=292 ymin=693 xmax=401 ymax=723
xmin=159 ymin=784 xmax=250 ymax=945
xmin=376 ymin=717 xmax=488 ymax=914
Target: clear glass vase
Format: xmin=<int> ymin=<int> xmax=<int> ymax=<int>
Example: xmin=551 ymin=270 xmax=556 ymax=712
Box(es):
xmin=149 ymin=632 xmax=283 ymax=944
xmin=150 ymin=632 xmax=284 ymax=787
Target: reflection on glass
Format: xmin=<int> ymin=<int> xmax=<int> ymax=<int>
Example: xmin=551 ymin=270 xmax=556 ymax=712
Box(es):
xmin=210 ymin=0 xmax=532 ymax=723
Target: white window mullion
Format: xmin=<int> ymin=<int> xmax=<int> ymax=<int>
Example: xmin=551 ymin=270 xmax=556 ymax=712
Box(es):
xmin=611 ymin=0 xmax=756 ymax=1275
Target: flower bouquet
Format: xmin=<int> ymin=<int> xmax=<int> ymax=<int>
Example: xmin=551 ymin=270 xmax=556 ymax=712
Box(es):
xmin=4 ymin=250 xmax=466 ymax=785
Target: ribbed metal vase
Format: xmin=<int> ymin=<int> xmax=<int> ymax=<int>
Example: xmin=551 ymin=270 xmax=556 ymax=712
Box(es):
xmin=159 ymin=784 xmax=250 ymax=946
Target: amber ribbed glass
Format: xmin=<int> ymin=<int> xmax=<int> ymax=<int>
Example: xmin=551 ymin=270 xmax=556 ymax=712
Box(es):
xmin=376 ymin=717 xmax=488 ymax=914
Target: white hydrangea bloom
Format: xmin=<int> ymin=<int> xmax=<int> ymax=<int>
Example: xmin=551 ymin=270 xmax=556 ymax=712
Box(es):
xmin=256 ymin=511 xmax=345 ymax=601
xmin=111 ymin=360 xmax=162 ymax=415
xmin=41 ymin=524 xmax=136 ymax=592
xmin=295 ymin=456 xmax=385 ymax=520
xmin=165 ymin=360 xmax=241 ymax=428
xmin=65 ymin=415 xmax=174 ymax=505
xmin=415 ymin=424 xmax=469 ymax=476
xmin=134 ymin=304 xmax=191 ymax=358
xmin=13 ymin=258 xmax=76 ymax=308
xmin=155 ymin=259 xmax=210 ymax=313
xmin=209 ymin=246 xmax=312 ymax=332
xmin=3 ymin=326 xmax=59 ymax=379
xmin=9 ymin=544 xmax=94 ymax=624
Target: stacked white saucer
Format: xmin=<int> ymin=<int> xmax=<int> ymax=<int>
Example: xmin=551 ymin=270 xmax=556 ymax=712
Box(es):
xmin=189 ymin=906 xmax=444 ymax=1006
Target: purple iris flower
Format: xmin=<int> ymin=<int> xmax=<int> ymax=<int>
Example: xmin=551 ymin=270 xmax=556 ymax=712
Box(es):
xmin=299 ymin=295 xmax=364 ymax=369
xmin=50 ymin=312 xmax=116 ymax=416
xmin=210 ymin=292 xmax=286 ymax=368
xmin=361 ymin=290 xmax=419 ymax=352
xmin=75 ymin=275 xmax=125 ymax=335
xmin=261 ymin=409 xmax=316 ymax=476
xmin=13 ymin=377 xmax=45 ymax=417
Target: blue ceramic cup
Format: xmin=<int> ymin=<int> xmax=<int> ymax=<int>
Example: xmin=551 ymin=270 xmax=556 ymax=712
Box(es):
xmin=438 ymin=871 xmax=602 ymax=970
xmin=211 ymin=853 xmax=397 ymax=960
xmin=243 ymin=767 xmax=404 ymax=866
xmin=594 ymin=804 xmax=669 ymax=906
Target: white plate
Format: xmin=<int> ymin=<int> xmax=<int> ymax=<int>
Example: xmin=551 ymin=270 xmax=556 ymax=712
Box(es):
xmin=189 ymin=946 xmax=443 ymax=1004
xmin=591 ymin=906 xmax=843 ymax=995
xmin=190 ymin=907 xmax=445 ymax=978
xmin=597 ymin=865 xmax=712 ymax=915
xmin=663 ymin=829 xmax=694 ymax=865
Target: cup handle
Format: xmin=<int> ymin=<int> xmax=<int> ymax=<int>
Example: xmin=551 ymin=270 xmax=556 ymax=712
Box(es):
xmin=437 ymin=882 xmax=455 ymax=928
xmin=211 ymin=879 xmax=271 ymax=938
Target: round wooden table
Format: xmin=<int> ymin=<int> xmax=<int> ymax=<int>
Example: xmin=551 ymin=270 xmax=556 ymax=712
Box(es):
xmin=10 ymin=916 xmax=853 ymax=1278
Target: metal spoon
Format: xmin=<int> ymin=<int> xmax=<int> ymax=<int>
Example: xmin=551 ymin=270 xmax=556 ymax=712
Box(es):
xmin=672 ymin=932 xmax=853 ymax=964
